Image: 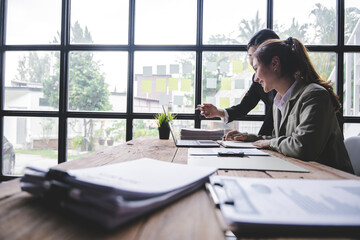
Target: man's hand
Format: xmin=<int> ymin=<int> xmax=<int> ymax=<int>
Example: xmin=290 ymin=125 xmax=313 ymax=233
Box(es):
xmin=253 ymin=140 xmax=270 ymax=148
xmin=223 ymin=130 xmax=248 ymax=141
xmin=197 ymin=103 xmax=225 ymax=118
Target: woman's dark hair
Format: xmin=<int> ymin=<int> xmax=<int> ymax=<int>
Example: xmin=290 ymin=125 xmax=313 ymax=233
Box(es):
xmin=253 ymin=37 xmax=341 ymax=112
xmin=247 ymin=29 xmax=280 ymax=50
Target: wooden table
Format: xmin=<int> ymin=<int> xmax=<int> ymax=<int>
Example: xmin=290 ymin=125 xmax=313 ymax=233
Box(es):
xmin=0 ymin=137 xmax=359 ymax=240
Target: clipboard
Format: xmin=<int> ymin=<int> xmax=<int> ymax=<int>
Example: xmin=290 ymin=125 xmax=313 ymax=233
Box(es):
xmin=206 ymin=175 xmax=360 ymax=238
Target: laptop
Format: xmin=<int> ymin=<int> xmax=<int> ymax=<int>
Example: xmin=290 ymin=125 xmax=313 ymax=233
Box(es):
xmin=162 ymin=106 xmax=220 ymax=148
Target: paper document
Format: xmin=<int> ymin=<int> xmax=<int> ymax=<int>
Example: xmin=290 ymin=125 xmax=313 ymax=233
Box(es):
xmin=208 ymin=176 xmax=360 ymax=237
xmin=188 ymin=148 xmax=270 ymax=156
xmin=66 ymin=158 xmax=216 ymax=197
xmin=188 ymin=155 xmax=308 ymax=172
xmin=21 ymin=158 xmax=217 ymax=229
xmin=218 ymin=140 xmax=256 ymax=148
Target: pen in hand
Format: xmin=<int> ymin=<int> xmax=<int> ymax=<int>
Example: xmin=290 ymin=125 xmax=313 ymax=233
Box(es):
xmin=195 ymin=105 xmax=204 ymax=111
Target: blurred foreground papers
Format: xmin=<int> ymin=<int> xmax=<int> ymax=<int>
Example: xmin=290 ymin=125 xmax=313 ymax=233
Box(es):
xmin=208 ymin=176 xmax=360 ymax=237
xmin=20 ymin=158 xmax=217 ymax=229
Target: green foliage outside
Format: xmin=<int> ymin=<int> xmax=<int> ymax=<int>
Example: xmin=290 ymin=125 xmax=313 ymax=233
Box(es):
xmin=133 ymin=128 xmax=158 ymax=139
xmin=71 ymin=136 xmax=84 ymax=149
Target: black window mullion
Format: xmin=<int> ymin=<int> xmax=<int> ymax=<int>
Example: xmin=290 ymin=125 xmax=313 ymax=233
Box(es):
xmin=0 ymin=0 xmax=4 ymax=46
xmin=267 ymin=0 xmax=273 ymax=29
xmin=337 ymin=0 xmax=345 ymax=132
xmin=58 ymin=0 xmax=70 ymax=163
xmin=126 ymin=50 xmax=134 ymax=141
xmin=194 ymin=0 xmax=203 ymax=129
xmin=0 ymin=0 xmax=6 ymax=180
xmin=126 ymin=0 xmax=135 ymax=141
xmin=263 ymin=0 xmax=274 ymax=121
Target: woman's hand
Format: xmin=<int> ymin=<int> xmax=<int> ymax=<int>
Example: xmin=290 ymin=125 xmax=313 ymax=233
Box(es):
xmin=253 ymin=140 xmax=270 ymax=148
xmin=197 ymin=103 xmax=225 ymax=118
xmin=223 ymin=130 xmax=248 ymax=141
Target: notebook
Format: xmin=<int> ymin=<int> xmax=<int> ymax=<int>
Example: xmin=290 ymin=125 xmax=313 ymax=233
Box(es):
xmin=162 ymin=106 xmax=220 ymax=148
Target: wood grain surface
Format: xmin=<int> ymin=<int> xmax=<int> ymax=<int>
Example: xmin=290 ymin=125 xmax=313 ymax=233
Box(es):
xmin=0 ymin=137 xmax=358 ymax=240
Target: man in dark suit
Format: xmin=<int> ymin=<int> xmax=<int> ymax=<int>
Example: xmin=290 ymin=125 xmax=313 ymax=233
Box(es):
xmin=198 ymin=29 xmax=279 ymax=136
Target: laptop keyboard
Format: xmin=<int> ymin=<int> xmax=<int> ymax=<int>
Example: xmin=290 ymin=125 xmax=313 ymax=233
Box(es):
xmin=178 ymin=140 xmax=199 ymax=145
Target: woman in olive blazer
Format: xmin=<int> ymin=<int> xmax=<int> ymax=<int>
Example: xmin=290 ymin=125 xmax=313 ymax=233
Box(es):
xmin=269 ymin=81 xmax=352 ymax=173
xmin=224 ymin=37 xmax=354 ymax=174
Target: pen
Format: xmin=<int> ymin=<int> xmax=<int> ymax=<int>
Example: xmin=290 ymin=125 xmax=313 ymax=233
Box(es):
xmin=195 ymin=105 xmax=204 ymax=111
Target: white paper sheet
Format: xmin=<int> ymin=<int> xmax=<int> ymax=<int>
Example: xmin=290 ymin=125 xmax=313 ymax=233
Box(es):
xmin=218 ymin=140 xmax=256 ymax=148
xmin=188 ymin=155 xmax=309 ymax=172
xmin=67 ymin=158 xmax=217 ymax=195
xmin=188 ymin=148 xmax=270 ymax=156
xmin=210 ymin=176 xmax=360 ymax=226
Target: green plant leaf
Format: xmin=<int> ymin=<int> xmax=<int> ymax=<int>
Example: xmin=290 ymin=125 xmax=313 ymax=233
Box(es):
xmin=153 ymin=111 xmax=177 ymax=127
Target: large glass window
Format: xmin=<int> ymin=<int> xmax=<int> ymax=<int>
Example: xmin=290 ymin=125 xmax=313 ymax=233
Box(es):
xmin=135 ymin=0 xmax=197 ymax=45
xmin=202 ymin=51 xmax=263 ymax=115
xmin=134 ymin=51 xmax=196 ymax=113
xmin=69 ymin=51 xmax=128 ymax=112
xmin=308 ymin=52 xmax=337 ymax=85
xmin=344 ymin=123 xmax=360 ymax=138
xmin=274 ymin=0 xmax=336 ymax=45
xmin=344 ymin=52 xmax=360 ymax=116
xmin=4 ymin=51 xmax=60 ymax=111
xmin=67 ymin=118 xmax=126 ymax=161
xmin=71 ymin=0 xmax=129 ymax=45
xmin=5 ymin=0 xmax=61 ymax=45
xmin=345 ymin=0 xmax=360 ymax=45
xmin=3 ymin=117 xmax=58 ymax=176
xmin=203 ymin=0 xmax=266 ymax=45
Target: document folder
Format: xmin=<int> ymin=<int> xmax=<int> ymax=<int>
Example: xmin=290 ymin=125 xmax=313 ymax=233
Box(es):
xmin=207 ymin=175 xmax=360 ymax=238
xmin=21 ymin=158 xmax=217 ymax=229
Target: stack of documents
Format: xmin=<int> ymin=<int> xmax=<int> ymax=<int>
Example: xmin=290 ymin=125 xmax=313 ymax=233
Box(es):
xmin=20 ymin=158 xmax=217 ymax=229
xmin=208 ymin=176 xmax=360 ymax=237
xmin=180 ymin=128 xmax=224 ymax=140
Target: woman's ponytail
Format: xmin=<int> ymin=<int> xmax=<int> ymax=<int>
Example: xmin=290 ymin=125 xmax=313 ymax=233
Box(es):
xmin=255 ymin=37 xmax=341 ymax=112
xmin=291 ymin=38 xmax=341 ymax=112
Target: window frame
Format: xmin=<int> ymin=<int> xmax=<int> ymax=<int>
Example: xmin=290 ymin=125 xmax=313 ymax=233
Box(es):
xmin=1 ymin=0 xmax=360 ymax=181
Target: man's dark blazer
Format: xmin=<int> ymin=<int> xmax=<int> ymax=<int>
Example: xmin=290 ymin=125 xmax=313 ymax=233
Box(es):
xmin=225 ymin=75 xmax=276 ymax=136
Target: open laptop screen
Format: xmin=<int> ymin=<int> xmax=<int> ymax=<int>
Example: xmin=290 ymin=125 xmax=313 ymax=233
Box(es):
xmin=162 ymin=105 xmax=178 ymax=144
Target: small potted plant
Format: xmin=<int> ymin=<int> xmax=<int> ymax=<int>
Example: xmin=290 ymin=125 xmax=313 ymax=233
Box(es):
xmin=154 ymin=111 xmax=176 ymax=139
